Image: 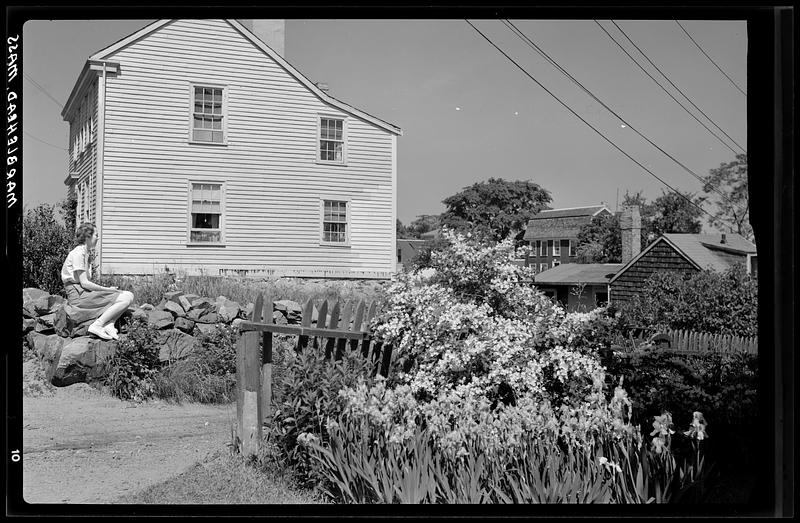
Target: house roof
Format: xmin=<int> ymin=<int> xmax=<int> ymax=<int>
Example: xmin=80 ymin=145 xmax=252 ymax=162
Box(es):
xmin=610 ymin=233 xmax=756 ymax=283
xmin=528 ymin=205 xmax=612 ymax=221
xmin=64 ymin=19 xmax=402 ymax=136
xmin=535 ymin=263 xmax=623 ymax=285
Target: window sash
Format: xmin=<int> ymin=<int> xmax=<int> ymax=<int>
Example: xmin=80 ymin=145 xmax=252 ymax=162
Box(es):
xmin=322 ymin=200 xmax=348 ymax=243
xmin=553 ymin=240 xmax=561 ymax=256
xmin=192 ymin=86 xmax=224 ymax=143
xmin=319 ymin=118 xmax=344 ymax=162
xmin=539 ymin=263 xmax=548 ymax=272
xmin=568 ymin=240 xmax=576 ymax=257
xmin=189 ymin=183 xmax=223 ymax=243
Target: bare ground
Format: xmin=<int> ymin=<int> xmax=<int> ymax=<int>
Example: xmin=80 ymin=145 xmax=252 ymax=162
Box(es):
xmin=22 ymin=381 xmax=237 ymax=504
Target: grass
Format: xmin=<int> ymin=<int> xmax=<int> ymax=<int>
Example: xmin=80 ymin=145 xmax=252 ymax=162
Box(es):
xmin=114 ymin=449 xmax=328 ymax=504
xmin=96 ymin=271 xmax=388 ymax=309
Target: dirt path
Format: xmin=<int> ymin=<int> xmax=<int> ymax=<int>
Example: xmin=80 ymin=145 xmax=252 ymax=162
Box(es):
xmin=23 ymin=383 xmax=237 ymax=504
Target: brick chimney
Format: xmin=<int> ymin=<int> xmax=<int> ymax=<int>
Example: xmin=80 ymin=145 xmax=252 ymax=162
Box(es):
xmin=620 ymin=205 xmax=641 ymax=264
xmin=240 ymin=20 xmax=285 ymax=57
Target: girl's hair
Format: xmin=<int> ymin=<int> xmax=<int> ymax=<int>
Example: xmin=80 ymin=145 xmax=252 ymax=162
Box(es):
xmin=75 ymin=223 xmax=96 ymax=246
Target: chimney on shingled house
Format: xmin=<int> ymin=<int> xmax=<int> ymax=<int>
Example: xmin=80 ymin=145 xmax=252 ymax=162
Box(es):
xmin=240 ymin=20 xmax=285 ymax=57
xmin=620 ymin=205 xmax=641 ymax=264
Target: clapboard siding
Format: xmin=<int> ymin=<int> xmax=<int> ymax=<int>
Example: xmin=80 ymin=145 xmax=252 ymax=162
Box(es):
xmin=67 ymin=79 xmax=99 ymax=226
xmin=96 ymin=19 xmax=396 ymax=277
xmin=611 ymin=241 xmax=698 ymax=306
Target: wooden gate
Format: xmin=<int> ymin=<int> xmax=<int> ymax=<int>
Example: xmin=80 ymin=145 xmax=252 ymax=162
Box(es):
xmin=234 ymin=293 xmax=392 ymax=457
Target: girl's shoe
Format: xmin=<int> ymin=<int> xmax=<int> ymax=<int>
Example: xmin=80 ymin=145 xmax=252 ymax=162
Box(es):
xmin=104 ymin=324 xmax=120 ymax=340
xmin=88 ymin=322 xmax=112 ymax=340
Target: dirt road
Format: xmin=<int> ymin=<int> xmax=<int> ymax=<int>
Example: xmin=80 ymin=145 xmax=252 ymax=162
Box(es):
xmin=22 ymin=383 xmax=237 ymax=504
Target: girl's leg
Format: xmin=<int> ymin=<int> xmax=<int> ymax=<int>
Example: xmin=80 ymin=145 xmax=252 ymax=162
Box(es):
xmin=92 ymin=291 xmax=134 ymax=329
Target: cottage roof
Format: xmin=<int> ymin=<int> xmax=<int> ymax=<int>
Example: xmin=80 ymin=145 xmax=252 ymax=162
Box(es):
xmin=528 ymin=205 xmax=612 ymax=220
xmin=534 ymin=263 xmax=623 ymax=285
xmin=609 ymin=233 xmax=756 ymax=283
xmin=64 ymin=19 xmax=402 ymax=136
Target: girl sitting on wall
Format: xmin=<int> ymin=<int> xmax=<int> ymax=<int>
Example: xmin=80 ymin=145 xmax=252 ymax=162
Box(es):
xmin=61 ymin=223 xmax=134 ymax=340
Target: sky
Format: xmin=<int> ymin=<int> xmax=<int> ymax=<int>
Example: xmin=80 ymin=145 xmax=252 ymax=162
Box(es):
xmin=21 ymin=17 xmax=747 ymax=228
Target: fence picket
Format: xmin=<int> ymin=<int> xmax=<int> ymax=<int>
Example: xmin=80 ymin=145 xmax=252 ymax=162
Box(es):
xmin=261 ymin=292 xmax=274 ymax=420
xmin=350 ymin=300 xmax=366 ymax=352
xmin=316 ymin=300 xmax=329 ymax=350
xmin=325 ymin=301 xmax=341 ymax=359
xmin=335 ymin=301 xmax=353 ymax=360
xmin=296 ymin=299 xmax=314 ymax=352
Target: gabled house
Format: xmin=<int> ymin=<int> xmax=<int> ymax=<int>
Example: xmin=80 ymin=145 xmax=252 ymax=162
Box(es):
xmin=609 ymin=232 xmax=757 ymax=306
xmin=523 ymin=205 xmax=613 ymax=273
xmin=396 ymin=238 xmax=428 ymax=271
xmin=62 ymin=19 xmax=401 ymax=279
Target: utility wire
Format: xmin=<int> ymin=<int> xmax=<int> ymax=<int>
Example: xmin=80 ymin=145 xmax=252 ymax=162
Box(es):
xmin=594 ymin=20 xmax=740 ymax=157
xmin=502 ymin=19 xmax=745 ymax=216
xmin=610 ymin=20 xmax=746 ymax=154
xmin=675 ymin=20 xmax=747 ymax=97
xmin=23 ymin=131 xmax=68 ymax=151
xmin=23 ymin=73 xmax=65 ymax=109
xmin=464 ymin=19 xmax=727 ymax=228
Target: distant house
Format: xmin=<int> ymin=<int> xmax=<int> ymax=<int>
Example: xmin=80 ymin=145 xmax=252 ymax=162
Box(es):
xmin=609 ymin=232 xmax=757 ymax=306
xmin=62 ymin=19 xmax=401 ymax=279
xmin=396 ymin=238 xmax=428 ymax=270
xmin=534 ymin=263 xmax=623 ymax=311
xmin=523 ymin=205 xmax=613 ymax=273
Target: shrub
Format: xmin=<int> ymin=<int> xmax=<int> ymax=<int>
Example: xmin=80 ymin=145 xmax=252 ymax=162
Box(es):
xmin=151 ymin=324 xmax=239 ymax=404
xmin=617 ymin=264 xmax=758 ymax=337
xmin=341 ymin=229 xmax=630 ymax=458
xmin=105 ymin=317 xmax=162 ymax=401
xmin=266 ymin=340 xmax=375 ymax=486
xmin=22 ymin=201 xmax=74 ymax=295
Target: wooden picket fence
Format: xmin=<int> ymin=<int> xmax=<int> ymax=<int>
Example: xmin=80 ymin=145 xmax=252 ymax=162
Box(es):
xmin=234 ymin=293 xmax=393 ymax=457
xmin=659 ymin=328 xmax=758 ymax=354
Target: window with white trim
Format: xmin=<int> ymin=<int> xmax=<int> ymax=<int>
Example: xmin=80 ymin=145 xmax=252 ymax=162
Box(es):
xmin=319 ymin=117 xmax=344 ymax=162
xmin=532 ymin=240 xmax=541 ymax=257
xmin=539 ymin=263 xmax=548 ymax=273
xmin=553 ymin=239 xmax=561 ymax=256
xmin=189 ymin=183 xmax=223 ymax=243
xmin=539 ymin=240 xmax=546 ymax=256
xmin=191 ymin=86 xmax=225 ymax=143
xmin=321 ymin=199 xmax=348 ymax=244
xmin=568 ymin=239 xmax=576 ymax=257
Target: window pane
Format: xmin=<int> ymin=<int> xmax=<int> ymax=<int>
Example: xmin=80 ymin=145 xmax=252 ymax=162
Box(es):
xmin=212 ymin=131 xmax=223 ymax=143
xmin=191 ymin=230 xmax=221 ymax=243
xmin=193 ymin=129 xmax=211 ymax=142
xmin=192 ymin=213 xmax=220 ymax=229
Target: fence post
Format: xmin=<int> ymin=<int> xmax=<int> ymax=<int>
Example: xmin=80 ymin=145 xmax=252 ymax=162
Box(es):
xmin=237 ymin=330 xmax=262 ymax=458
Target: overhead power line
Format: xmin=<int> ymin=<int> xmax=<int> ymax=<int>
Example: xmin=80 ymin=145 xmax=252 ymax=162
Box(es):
xmin=610 ymin=20 xmax=746 ymax=154
xmin=464 ymin=19 xmax=728 ymax=229
xmin=593 ymin=20 xmax=741 ymax=157
xmin=502 ymin=19 xmax=746 ymax=217
xmin=675 ymin=20 xmax=747 ymax=97
xmin=24 ymin=131 xmax=68 ymax=151
xmin=23 ymin=73 xmax=65 ymax=109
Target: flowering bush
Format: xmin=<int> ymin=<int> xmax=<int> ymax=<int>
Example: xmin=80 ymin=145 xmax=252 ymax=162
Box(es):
xmin=339 ymin=229 xmax=629 ymax=457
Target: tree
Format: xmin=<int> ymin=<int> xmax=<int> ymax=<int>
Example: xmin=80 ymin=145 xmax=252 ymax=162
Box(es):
xmin=649 ymin=189 xmax=705 ymax=237
xmin=397 ymin=215 xmax=441 ymax=239
xmin=58 ymin=194 xmax=77 ymax=234
xmin=23 ymin=202 xmax=74 ymax=295
xmin=575 ymin=189 xmax=705 ymax=264
xmin=440 ymin=178 xmax=552 ymax=244
xmin=703 ymin=154 xmax=752 ymax=241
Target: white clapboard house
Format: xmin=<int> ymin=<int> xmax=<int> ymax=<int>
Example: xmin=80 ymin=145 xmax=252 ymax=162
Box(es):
xmin=62 ymin=19 xmax=401 ymax=279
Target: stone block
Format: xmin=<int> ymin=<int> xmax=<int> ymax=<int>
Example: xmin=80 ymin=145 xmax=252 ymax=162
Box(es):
xmin=195 ymin=323 xmax=218 ymax=336
xmin=183 ymin=293 xmax=201 ymax=304
xmin=140 ymin=303 xmax=155 ymax=311
xmin=53 ymin=305 xmax=94 ymax=338
xmin=190 ymin=298 xmax=215 ymax=312
xmin=23 ymin=318 xmax=36 ymax=335
xmin=163 ymin=300 xmax=186 ymax=318
xmin=217 ymin=301 xmax=241 ymax=322
xmin=146 ymin=310 xmax=174 ymax=330
xmin=52 ymin=337 xmax=118 ymax=387
xmin=274 ymin=299 xmax=302 ymax=323
xmin=174 ymin=317 xmax=196 ymax=334
xmin=178 ymin=295 xmax=193 ymax=312
xmin=187 ymin=308 xmax=205 ymax=321
xmin=27 ymin=332 xmax=65 ymax=382
xmin=243 ymin=302 xmax=255 ymax=320
xmin=163 ymin=290 xmax=184 ymax=302
xmin=23 ymin=288 xmax=50 ymax=318
xmin=231 ymin=318 xmax=244 ymax=331
xmin=34 ymin=313 xmax=57 ymax=334
xmin=197 ymin=312 xmax=220 ymax=324
xmin=158 ymin=329 xmax=196 ymax=362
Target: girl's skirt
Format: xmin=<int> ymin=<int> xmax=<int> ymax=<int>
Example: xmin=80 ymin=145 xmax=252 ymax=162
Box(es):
xmin=63 ymin=283 xmax=121 ymax=324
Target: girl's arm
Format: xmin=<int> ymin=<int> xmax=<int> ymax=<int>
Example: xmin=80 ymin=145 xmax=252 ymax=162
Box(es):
xmin=76 ymin=270 xmax=118 ymax=292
